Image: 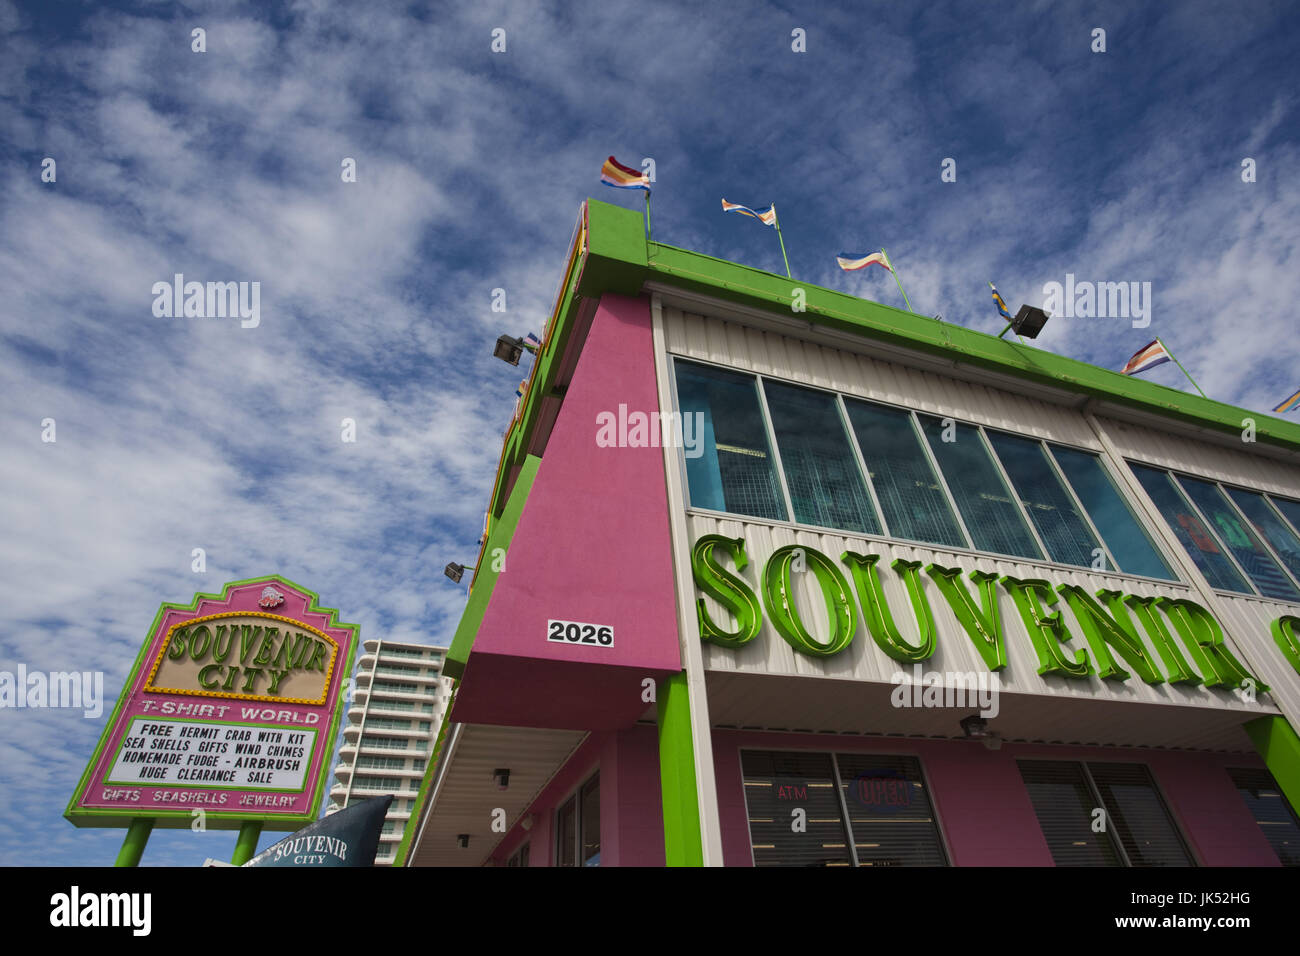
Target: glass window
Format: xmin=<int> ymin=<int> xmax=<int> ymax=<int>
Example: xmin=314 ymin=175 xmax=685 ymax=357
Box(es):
xmin=1269 ymin=496 xmax=1300 ymax=538
xmin=1049 ymin=446 xmax=1174 ymax=580
xmin=1223 ymin=488 xmax=1300 ymax=590
xmin=580 ymin=775 xmax=601 ymax=866
xmin=674 ymin=361 xmax=787 ymax=521
xmin=1228 ymin=768 xmax=1300 ymax=866
xmin=556 ymin=796 xmax=577 ymax=867
xmin=1018 ymin=760 xmax=1123 ymax=866
xmin=987 ymin=431 xmax=1104 ymax=569
xmin=762 ymin=382 xmax=879 ymax=533
xmin=741 ymin=751 xmax=854 ymax=867
xmin=918 ymin=415 xmax=1042 ymax=560
xmin=1088 ymin=763 xmax=1193 ymax=866
xmin=834 ymin=754 xmax=948 ymax=866
xmin=1130 ymin=464 xmax=1251 ymax=593
xmin=507 ymin=843 xmax=531 ymax=868
xmin=1176 ymin=477 xmax=1300 ymax=601
xmin=844 ymin=399 xmax=966 ymax=548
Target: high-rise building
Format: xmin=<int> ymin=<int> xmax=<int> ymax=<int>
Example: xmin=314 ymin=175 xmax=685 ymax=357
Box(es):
xmin=329 ymin=639 xmax=451 ymax=865
xmin=401 ymin=198 xmax=1300 ymax=868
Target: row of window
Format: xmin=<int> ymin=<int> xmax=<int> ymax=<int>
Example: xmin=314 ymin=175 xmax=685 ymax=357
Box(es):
xmin=380 ymin=647 xmax=443 ymax=659
xmin=367 ymin=700 xmax=435 ymax=714
xmin=673 ymin=360 xmax=1174 ymax=579
xmin=355 ymin=755 xmax=425 ymax=772
xmin=360 ymin=734 xmax=425 ymax=752
xmin=1132 ymin=464 xmax=1300 ymax=601
xmin=673 ymin=359 xmax=1300 ymax=603
xmin=370 ymin=680 xmax=424 ymax=695
xmin=740 ymin=750 xmax=1298 ymax=867
xmin=361 ymin=717 xmax=432 ymax=732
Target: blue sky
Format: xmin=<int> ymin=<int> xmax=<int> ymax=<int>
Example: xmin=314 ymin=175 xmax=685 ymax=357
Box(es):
xmin=1 ymin=0 xmax=1297 ymax=866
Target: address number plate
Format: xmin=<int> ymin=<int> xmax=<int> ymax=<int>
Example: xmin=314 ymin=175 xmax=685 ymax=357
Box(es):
xmin=547 ymin=619 xmax=614 ymax=647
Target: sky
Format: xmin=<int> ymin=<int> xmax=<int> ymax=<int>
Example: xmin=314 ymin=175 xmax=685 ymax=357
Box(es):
xmin=1 ymin=0 xmax=1297 ymax=866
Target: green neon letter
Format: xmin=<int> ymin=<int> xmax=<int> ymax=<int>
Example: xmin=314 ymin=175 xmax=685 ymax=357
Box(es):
xmin=1273 ymin=616 xmax=1300 ymax=676
xmin=690 ymin=535 xmax=763 ymax=648
xmin=1112 ymin=594 xmax=1200 ymax=685
xmin=841 ymin=553 xmax=935 ymax=663
xmin=926 ymin=564 xmax=1006 ymax=671
xmin=1055 ymin=585 xmax=1163 ymax=684
xmin=762 ymin=545 xmax=857 ymax=657
xmin=1156 ymin=597 xmax=1268 ymax=692
xmin=1000 ymin=575 xmax=1090 ymax=678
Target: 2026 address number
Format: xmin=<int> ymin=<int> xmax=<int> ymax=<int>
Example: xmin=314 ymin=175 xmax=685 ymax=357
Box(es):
xmin=547 ymin=619 xmax=614 ymax=647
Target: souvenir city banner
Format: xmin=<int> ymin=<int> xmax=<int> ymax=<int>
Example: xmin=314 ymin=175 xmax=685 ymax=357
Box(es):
xmin=66 ymin=575 xmax=359 ymax=832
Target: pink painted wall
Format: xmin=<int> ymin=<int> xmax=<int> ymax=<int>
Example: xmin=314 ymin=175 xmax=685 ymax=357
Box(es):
xmin=712 ymin=731 xmax=1279 ymax=867
xmin=489 ymin=726 xmax=665 ymax=867
xmin=455 ymin=293 xmax=681 ymax=729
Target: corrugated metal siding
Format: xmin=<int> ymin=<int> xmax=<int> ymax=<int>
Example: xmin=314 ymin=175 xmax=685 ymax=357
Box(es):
xmin=1099 ymin=415 xmax=1300 ymax=496
xmin=1204 ymin=593 xmax=1300 ymax=734
xmin=688 ymin=512 xmax=1273 ymax=719
xmin=663 ymin=305 xmax=1100 ymax=448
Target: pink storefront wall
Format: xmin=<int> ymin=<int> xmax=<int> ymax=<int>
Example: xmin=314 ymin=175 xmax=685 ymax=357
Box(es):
xmin=712 ymin=731 xmax=1279 ymax=866
xmin=490 ymin=726 xmax=665 ymax=867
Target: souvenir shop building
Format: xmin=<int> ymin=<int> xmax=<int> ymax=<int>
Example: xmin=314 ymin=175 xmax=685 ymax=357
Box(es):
xmin=399 ymin=200 xmax=1300 ymax=867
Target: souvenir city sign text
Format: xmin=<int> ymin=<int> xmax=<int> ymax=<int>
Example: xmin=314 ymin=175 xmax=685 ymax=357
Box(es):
xmin=691 ymin=535 xmax=1300 ymax=689
xmin=66 ymin=576 xmax=359 ymax=831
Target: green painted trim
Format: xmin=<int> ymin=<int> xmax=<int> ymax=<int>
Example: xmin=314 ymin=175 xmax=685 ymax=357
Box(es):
xmin=114 ymin=818 xmax=153 ymax=867
xmin=1244 ymin=716 xmax=1300 ymax=818
xmin=445 ymin=454 xmax=543 ymax=680
xmin=65 ymin=574 xmax=359 ymax=833
xmin=232 ymin=820 xmax=262 ymax=865
xmin=392 ymin=687 xmax=458 ymax=867
xmin=658 ymin=671 xmax=704 ymax=867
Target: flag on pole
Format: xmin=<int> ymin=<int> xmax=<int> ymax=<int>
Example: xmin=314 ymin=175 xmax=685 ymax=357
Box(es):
xmin=1120 ymin=339 xmax=1172 ymax=376
xmin=515 ymin=379 xmax=528 ymax=398
xmin=989 ymin=282 xmax=1013 ymax=320
xmin=721 ymin=199 xmax=777 ymax=227
xmin=837 ymin=251 xmax=892 ymax=272
xmin=1273 ymin=387 xmax=1300 ymax=414
xmin=599 ymin=156 xmax=650 ymax=191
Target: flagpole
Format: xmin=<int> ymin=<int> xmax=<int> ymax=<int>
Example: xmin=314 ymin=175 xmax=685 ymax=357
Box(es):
xmin=772 ymin=204 xmax=792 ymax=279
xmin=1156 ymin=337 xmax=1208 ymax=399
xmin=644 ymin=190 xmax=652 ymax=241
xmin=881 ymin=248 xmax=912 ymax=312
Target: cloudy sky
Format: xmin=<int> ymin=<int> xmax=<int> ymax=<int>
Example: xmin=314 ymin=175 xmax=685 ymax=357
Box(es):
xmin=1 ymin=0 xmax=1297 ymax=866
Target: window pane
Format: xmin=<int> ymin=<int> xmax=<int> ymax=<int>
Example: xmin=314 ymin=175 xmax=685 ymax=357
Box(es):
xmin=834 ymin=754 xmax=948 ymax=866
xmin=1177 ymin=477 xmax=1300 ymax=601
xmin=556 ymin=797 xmax=576 ymax=867
xmin=580 ymin=776 xmax=601 ymax=866
xmin=844 ymin=399 xmax=966 ymax=548
xmin=1224 ymin=488 xmax=1300 ymax=587
xmin=987 ymin=432 xmax=1103 ymax=569
xmin=1018 ymin=760 xmax=1122 ymax=866
xmin=1270 ymin=496 xmax=1300 ymax=538
xmin=762 ymin=382 xmax=879 ymax=533
xmin=1049 ymin=446 xmax=1174 ymax=580
xmin=741 ymin=751 xmax=853 ymax=867
xmin=1228 ymin=768 xmax=1300 ymax=867
xmin=1130 ymin=464 xmax=1251 ymax=593
xmin=918 ymin=416 xmax=1042 ymax=560
xmin=674 ymin=361 xmax=786 ymax=521
xmin=1088 ymin=763 xmax=1193 ymax=866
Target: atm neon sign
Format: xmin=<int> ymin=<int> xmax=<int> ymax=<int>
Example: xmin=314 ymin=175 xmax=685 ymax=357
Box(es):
xmin=690 ymin=534 xmax=1300 ymax=691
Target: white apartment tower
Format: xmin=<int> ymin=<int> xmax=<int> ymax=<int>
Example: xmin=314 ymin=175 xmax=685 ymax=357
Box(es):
xmin=329 ymin=639 xmax=451 ymax=865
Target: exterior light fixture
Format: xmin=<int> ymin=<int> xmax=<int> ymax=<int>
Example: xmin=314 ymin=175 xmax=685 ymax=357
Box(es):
xmin=494 ymin=335 xmax=525 ymax=366
xmin=494 ymin=768 xmax=510 ymax=790
xmin=997 ymin=305 xmax=1051 ymax=340
xmin=456 ymin=834 xmax=469 ymax=849
xmin=960 ymin=714 xmax=990 ymax=739
xmin=444 ymin=562 xmax=476 ymax=583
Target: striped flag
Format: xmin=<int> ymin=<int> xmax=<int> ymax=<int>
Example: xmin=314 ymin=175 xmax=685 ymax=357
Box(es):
xmin=525 ymin=332 xmax=541 ymax=348
xmin=1273 ymin=387 xmax=1300 ymax=414
xmin=1120 ymin=339 xmax=1172 ymax=376
xmin=989 ymin=282 xmax=1013 ymax=320
xmin=836 ymin=251 xmax=892 ymax=272
xmin=515 ymin=379 xmax=528 ymax=398
xmin=721 ymin=199 xmax=777 ymax=228
xmin=599 ymin=156 xmax=650 ymax=191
